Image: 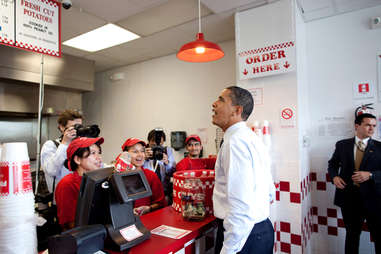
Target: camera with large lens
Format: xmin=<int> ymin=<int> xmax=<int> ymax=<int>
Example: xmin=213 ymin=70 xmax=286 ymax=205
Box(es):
xmin=151 ymin=129 xmax=166 ymax=161
xmin=74 ymin=124 xmax=100 ymax=138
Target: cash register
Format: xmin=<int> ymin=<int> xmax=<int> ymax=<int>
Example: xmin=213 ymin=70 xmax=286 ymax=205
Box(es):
xmin=49 ymin=167 xmax=152 ymax=253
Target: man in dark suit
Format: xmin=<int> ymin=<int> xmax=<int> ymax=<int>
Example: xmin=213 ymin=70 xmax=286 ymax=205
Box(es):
xmin=328 ymin=113 xmax=381 ymax=254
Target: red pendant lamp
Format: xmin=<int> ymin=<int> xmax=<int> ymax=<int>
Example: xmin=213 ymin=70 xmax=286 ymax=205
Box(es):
xmin=177 ymin=0 xmax=224 ymax=63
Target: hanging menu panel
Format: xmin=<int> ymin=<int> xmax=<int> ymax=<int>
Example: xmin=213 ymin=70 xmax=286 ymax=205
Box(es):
xmin=0 ymin=0 xmax=15 ymax=46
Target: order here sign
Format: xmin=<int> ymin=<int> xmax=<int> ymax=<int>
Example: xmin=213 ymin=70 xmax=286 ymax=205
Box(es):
xmin=0 ymin=0 xmax=61 ymax=57
xmin=237 ymin=41 xmax=295 ymax=80
xmin=235 ymin=0 xmax=295 ymax=80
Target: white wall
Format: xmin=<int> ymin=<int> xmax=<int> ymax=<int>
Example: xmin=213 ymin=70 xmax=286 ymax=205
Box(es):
xmin=296 ymin=3 xmax=313 ymax=253
xmin=306 ymin=5 xmax=381 ymax=254
xmin=83 ymin=40 xmax=236 ymax=163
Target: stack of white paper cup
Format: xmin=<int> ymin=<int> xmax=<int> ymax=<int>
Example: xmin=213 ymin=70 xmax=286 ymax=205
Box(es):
xmin=0 ymin=142 xmax=37 ymax=254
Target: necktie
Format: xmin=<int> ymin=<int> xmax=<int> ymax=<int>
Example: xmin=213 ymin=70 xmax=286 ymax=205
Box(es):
xmin=354 ymin=141 xmax=365 ymax=186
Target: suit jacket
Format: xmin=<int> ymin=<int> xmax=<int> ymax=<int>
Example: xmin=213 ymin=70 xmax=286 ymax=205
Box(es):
xmin=327 ymin=137 xmax=381 ymax=208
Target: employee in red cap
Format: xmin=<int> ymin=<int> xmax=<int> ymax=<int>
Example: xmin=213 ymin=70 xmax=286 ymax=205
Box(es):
xmin=55 ymin=137 xmax=104 ymax=231
xmin=121 ymin=138 xmax=166 ymax=215
xmin=176 ymin=135 xmax=216 ymax=171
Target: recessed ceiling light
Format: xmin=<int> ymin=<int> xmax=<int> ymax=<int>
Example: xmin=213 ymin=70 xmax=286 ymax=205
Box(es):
xmin=63 ymin=23 xmax=140 ymax=52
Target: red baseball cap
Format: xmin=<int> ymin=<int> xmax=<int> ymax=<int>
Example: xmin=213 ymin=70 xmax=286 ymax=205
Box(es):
xmin=121 ymin=138 xmax=146 ymax=151
xmin=185 ymin=135 xmax=201 ymax=145
xmin=67 ymin=137 xmax=104 ymax=171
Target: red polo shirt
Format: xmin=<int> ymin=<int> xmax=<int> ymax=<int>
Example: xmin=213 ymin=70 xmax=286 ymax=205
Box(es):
xmin=134 ymin=168 xmax=166 ymax=208
xmin=176 ymin=158 xmax=216 ymax=171
xmin=55 ymin=171 xmax=82 ymax=226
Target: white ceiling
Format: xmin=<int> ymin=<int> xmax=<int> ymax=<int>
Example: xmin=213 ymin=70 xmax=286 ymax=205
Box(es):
xmin=60 ymin=0 xmax=381 ymax=72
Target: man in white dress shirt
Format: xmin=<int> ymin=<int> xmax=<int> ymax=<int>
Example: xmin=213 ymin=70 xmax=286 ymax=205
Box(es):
xmin=212 ymin=86 xmax=274 ymax=254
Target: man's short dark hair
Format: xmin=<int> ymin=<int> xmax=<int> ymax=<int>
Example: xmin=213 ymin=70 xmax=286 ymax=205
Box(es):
xmin=354 ymin=113 xmax=376 ymax=125
xmin=57 ymin=109 xmax=82 ymax=127
xmin=226 ymin=86 xmax=254 ymax=121
xmin=147 ymin=129 xmax=166 ymax=142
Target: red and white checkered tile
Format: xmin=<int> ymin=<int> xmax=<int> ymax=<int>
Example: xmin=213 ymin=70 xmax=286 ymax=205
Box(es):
xmin=276 ymin=181 xmax=301 ymax=204
xmin=276 ymin=220 xmax=302 ymax=253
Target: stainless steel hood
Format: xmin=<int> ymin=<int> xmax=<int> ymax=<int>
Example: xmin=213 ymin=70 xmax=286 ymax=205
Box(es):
xmin=0 ymin=45 xmax=95 ymax=115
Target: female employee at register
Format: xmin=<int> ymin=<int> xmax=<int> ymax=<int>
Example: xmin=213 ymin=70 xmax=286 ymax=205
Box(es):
xmin=55 ymin=137 xmax=104 ymax=231
xmin=121 ymin=138 xmax=166 ymax=216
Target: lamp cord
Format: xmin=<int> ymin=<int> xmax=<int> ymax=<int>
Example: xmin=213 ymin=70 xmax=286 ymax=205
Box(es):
xmin=198 ymin=0 xmax=201 ymax=33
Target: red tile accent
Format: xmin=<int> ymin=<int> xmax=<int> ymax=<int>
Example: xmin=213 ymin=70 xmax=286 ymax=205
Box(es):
xmin=281 ymin=242 xmax=291 ymax=253
xmin=326 ymin=173 xmax=331 ymax=182
xmin=327 ymin=208 xmax=337 ymax=217
xmin=318 ymin=216 xmax=327 ymax=225
xmin=280 ymin=181 xmax=290 ymax=192
xmin=316 ymin=181 xmax=326 ymax=190
xmin=312 ymin=206 xmax=318 ymax=215
xmin=313 ymin=224 xmax=318 ymax=232
xmin=338 ymin=219 xmax=345 ymax=228
xmin=291 ymin=234 xmax=302 ymax=245
xmin=276 ymin=190 xmax=280 ymax=201
xmin=277 ymin=231 xmax=280 ymax=241
xmin=328 ymin=226 xmax=338 ymax=236
xmin=280 ymin=222 xmax=291 ymax=233
xmin=310 ymin=172 xmax=317 ymax=181
xmin=290 ymin=192 xmax=301 ymax=203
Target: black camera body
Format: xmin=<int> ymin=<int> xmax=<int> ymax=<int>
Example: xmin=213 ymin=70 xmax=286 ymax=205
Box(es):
xmin=151 ymin=145 xmax=166 ymax=161
xmin=74 ymin=124 xmax=100 ymax=138
xmin=150 ymin=129 xmax=166 ymax=161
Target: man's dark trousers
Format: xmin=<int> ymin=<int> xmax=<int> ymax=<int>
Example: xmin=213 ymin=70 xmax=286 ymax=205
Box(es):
xmin=341 ymin=187 xmax=381 ymax=254
xmin=215 ymin=218 xmax=274 ymax=254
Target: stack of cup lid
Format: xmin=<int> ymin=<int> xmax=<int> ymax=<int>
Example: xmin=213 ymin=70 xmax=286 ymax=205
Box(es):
xmin=0 ymin=142 xmax=37 ymax=254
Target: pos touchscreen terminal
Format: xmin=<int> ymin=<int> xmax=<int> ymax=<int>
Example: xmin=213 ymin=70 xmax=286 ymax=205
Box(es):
xmin=75 ymin=167 xmax=152 ymax=251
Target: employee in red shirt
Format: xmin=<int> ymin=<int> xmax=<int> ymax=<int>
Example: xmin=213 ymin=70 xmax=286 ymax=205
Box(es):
xmin=55 ymin=137 xmax=104 ymax=231
xmin=121 ymin=138 xmax=166 ymax=216
xmin=176 ymin=135 xmax=216 ymax=171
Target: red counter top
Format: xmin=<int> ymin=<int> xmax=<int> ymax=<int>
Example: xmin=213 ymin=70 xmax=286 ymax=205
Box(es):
xmin=111 ymin=206 xmax=216 ymax=254
xmin=40 ymin=206 xmax=216 ymax=254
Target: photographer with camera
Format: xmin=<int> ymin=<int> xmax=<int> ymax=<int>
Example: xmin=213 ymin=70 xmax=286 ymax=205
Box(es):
xmin=41 ymin=110 xmax=83 ymax=195
xmin=41 ymin=110 xmax=100 ymax=196
xmin=143 ymin=128 xmax=176 ymax=204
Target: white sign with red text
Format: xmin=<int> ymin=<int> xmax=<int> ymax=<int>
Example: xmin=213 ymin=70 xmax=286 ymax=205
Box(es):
xmin=14 ymin=0 xmax=61 ymax=56
xmin=0 ymin=0 xmax=15 ymax=46
xmin=235 ymin=0 xmax=295 ymax=80
xmin=352 ymin=82 xmax=374 ymax=99
xmin=238 ymin=41 xmax=295 ymax=80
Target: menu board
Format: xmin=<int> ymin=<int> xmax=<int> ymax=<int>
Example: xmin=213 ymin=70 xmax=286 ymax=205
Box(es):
xmin=0 ymin=0 xmax=15 ymax=46
xmin=0 ymin=0 xmax=61 ymax=57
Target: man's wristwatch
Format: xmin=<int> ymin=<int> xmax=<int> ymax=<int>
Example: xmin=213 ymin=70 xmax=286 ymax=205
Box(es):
xmin=369 ymin=172 xmax=374 ymax=180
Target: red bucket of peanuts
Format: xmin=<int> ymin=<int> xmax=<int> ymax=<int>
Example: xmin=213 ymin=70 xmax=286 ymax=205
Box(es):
xmin=172 ymin=170 xmax=215 ymax=218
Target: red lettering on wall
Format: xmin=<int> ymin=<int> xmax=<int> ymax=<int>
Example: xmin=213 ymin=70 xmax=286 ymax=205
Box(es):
xmin=278 ymin=50 xmax=286 ymax=59
xmin=270 ymin=52 xmax=276 ymax=60
xmin=262 ymin=53 xmax=270 ymax=62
